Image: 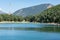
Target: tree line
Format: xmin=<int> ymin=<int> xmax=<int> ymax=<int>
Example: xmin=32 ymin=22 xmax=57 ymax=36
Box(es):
xmin=0 ymin=4 xmax=60 ymax=23
xmin=0 ymin=14 xmax=23 ymax=22
xmin=24 ymin=5 xmax=60 ymax=23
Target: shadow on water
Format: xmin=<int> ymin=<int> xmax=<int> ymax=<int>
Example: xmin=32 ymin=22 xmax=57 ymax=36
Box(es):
xmin=0 ymin=25 xmax=60 ymax=32
xmin=0 ymin=23 xmax=60 ymax=32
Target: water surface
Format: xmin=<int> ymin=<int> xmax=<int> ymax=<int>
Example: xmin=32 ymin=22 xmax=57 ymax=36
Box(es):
xmin=0 ymin=23 xmax=60 ymax=40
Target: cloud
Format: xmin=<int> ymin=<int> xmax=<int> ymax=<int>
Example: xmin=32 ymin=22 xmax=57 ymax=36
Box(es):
xmin=0 ymin=8 xmax=2 ymax=10
xmin=0 ymin=8 xmax=7 ymax=13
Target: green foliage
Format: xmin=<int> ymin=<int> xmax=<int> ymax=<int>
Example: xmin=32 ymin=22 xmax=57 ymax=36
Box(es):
xmin=0 ymin=4 xmax=60 ymax=23
xmin=25 ymin=4 xmax=60 ymax=23
xmin=25 ymin=15 xmax=36 ymax=22
xmin=38 ymin=4 xmax=60 ymax=23
xmin=0 ymin=14 xmax=23 ymax=22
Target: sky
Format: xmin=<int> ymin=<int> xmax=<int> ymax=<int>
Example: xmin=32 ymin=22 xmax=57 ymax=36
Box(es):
xmin=0 ymin=0 xmax=60 ymax=13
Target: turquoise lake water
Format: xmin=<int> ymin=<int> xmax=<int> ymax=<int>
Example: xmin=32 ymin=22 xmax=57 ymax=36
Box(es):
xmin=0 ymin=23 xmax=60 ymax=40
xmin=0 ymin=23 xmax=57 ymax=27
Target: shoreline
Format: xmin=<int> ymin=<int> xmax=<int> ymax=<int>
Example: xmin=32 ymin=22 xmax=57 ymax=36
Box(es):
xmin=0 ymin=21 xmax=60 ymax=25
xmin=0 ymin=21 xmax=30 ymax=23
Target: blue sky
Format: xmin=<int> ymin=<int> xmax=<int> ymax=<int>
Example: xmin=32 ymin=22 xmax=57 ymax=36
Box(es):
xmin=0 ymin=0 xmax=60 ymax=13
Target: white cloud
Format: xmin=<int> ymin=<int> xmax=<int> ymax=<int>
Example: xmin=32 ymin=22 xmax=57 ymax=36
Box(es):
xmin=0 ymin=8 xmax=2 ymax=10
xmin=0 ymin=8 xmax=7 ymax=13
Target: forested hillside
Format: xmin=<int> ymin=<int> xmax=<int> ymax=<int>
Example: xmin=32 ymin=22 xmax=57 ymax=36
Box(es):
xmin=25 ymin=4 xmax=60 ymax=23
xmin=0 ymin=4 xmax=60 ymax=23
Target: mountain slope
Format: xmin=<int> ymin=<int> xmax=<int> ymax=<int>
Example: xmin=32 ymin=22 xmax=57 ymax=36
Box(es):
xmin=13 ymin=4 xmax=53 ymax=17
xmin=34 ymin=4 xmax=60 ymax=23
xmin=0 ymin=10 xmax=7 ymax=14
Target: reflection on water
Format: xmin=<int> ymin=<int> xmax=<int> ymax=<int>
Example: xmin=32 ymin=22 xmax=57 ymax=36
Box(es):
xmin=0 ymin=26 xmax=60 ymax=32
xmin=0 ymin=23 xmax=60 ymax=40
xmin=0 ymin=30 xmax=60 ymax=40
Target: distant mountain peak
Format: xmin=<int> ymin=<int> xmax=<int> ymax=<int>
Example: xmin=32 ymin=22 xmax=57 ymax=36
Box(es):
xmin=0 ymin=8 xmax=6 ymax=14
xmin=13 ymin=4 xmax=53 ymax=17
xmin=47 ymin=5 xmax=52 ymax=8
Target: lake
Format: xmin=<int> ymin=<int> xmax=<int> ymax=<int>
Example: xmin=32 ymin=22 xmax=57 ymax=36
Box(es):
xmin=0 ymin=23 xmax=60 ymax=40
